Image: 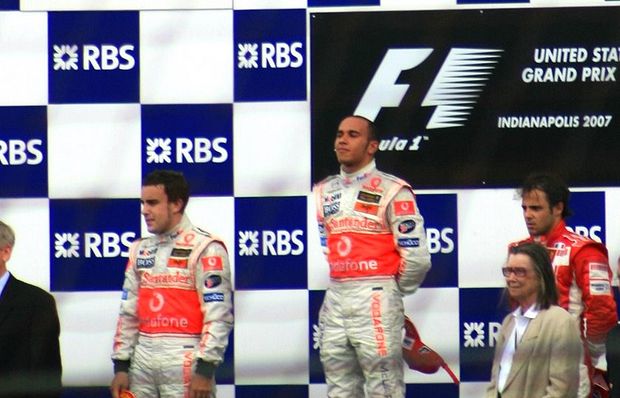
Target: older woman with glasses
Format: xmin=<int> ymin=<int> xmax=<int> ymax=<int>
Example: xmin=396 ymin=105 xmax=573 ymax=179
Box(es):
xmin=486 ymin=242 xmax=583 ymax=398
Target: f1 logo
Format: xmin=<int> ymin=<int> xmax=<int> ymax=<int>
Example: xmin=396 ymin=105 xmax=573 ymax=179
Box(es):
xmin=355 ymin=49 xmax=433 ymax=121
xmin=354 ymin=48 xmax=503 ymax=128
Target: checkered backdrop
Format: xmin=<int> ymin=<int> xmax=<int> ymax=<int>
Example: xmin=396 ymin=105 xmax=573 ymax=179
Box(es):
xmin=1 ymin=1 xmax=619 ymax=397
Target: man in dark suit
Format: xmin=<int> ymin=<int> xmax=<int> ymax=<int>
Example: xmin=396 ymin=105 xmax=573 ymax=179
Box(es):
xmin=0 ymin=220 xmax=62 ymax=398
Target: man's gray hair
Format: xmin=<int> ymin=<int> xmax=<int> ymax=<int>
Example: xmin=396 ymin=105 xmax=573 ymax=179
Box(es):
xmin=0 ymin=221 xmax=15 ymax=249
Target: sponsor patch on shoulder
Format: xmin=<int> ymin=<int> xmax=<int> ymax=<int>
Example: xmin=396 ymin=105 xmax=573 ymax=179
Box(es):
xmin=204 ymin=292 xmax=224 ymax=303
xmin=398 ymin=220 xmax=416 ymax=234
xmin=398 ymin=238 xmax=420 ymax=248
xmin=589 ymin=262 xmax=610 ymax=279
xmin=590 ymin=281 xmax=611 ymax=295
xmin=394 ymin=200 xmax=416 ymax=216
xmin=202 ymin=256 xmax=223 ymax=271
xmin=204 ymin=275 xmax=222 ymax=289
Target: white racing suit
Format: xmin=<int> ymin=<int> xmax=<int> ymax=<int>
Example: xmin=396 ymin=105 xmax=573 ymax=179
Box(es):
xmin=112 ymin=215 xmax=233 ymax=398
xmin=314 ymin=160 xmax=432 ymax=397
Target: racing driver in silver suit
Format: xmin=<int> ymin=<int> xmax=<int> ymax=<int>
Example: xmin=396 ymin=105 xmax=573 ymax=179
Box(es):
xmin=111 ymin=170 xmax=233 ymax=398
xmin=314 ymin=115 xmax=432 ymax=397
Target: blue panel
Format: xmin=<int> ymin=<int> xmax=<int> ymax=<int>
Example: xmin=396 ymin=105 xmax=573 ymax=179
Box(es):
xmin=50 ymin=199 xmax=140 ymax=291
xmin=309 ymin=289 xmax=326 ymax=383
xmin=48 ymin=11 xmax=139 ymax=103
xmin=566 ymin=191 xmax=606 ymax=244
xmin=417 ymin=194 xmax=458 ymax=287
xmin=459 ymin=287 xmax=508 ymax=382
xmin=234 ymin=9 xmax=306 ymax=102
xmin=405 ymin=383 xmax=459 ymax=397
xmin=0 ymin=0 xmax=19 ymax=10
xmin=0 ymin=106 xmax=48 ymax=197
xmin=235 ymin=196 xmax=308 ymax=289
xmin=141 ymin=104 xmax=234 ymax=196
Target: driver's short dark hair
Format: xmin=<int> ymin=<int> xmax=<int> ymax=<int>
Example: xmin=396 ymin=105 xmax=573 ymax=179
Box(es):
xmin=520 ymin=172 xmax=572 ymax=219
xmin=142 ymin=170 xmax=190 ymax=212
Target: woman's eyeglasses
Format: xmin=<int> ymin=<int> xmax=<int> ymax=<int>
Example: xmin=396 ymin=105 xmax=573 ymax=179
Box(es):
xmin=502 ymin=267 xmax=528 ymax=277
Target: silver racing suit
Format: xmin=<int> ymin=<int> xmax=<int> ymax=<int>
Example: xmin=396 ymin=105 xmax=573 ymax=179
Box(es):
xmin=314 ymin=160 xmax=432 ymax=397
xmin=112 ymin=215 xmax=233 ymax=398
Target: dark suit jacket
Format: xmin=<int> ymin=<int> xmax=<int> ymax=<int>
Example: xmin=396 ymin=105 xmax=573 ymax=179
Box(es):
xmin=0 ymin=274 xmax=62 ymax=398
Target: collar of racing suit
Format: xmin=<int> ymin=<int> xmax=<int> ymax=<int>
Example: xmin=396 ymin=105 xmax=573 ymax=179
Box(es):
xmin=533 ymin=219 xmax=567 ymax=246
xmin=156 ymin=214 xmax=192 ymax=244
xmin=340 ymin=159 xmax=376 ymax=185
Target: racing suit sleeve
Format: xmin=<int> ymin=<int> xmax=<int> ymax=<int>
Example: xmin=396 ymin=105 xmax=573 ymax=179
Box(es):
xmin=313 ymin=183 xmax=328 ymax=258
xmin=193 ymin=240 xmax=234 ymax=378
xmin=387 ymin=187 xmax=432 ymax=295
xmin=574 ymin=245 xmax=618 ymax=367
xmin=111 ymin=240 xmax=141 ymax=373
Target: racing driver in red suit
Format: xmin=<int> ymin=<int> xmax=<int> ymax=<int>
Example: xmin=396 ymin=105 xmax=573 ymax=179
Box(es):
xmin=111 ymin=170 xmax=233 ymax=398
xmin=510 ymin=173 xmax=617 ymax=398
xmin=314 ymin=115 xmax=432 ymax=397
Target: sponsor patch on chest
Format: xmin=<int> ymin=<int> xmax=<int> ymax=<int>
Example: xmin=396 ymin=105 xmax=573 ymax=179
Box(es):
xmin=168 ymin=248 xmax=192 ymax=268
xmin=137 ymin=256 xmax=155 ymax=269
xmin=354 ymin=201 xmax=379 ymax=215
xmin=357 ymin=190 xmax=382 ymax=204
xmin=323 ymin=192 xmax=342 ymax=217
xmin=171 ymin=248 xmax=192 ymax=257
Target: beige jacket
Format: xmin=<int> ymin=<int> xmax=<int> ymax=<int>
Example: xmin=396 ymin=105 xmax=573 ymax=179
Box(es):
xmin=486 ymin=305 xmax=582 ymax=398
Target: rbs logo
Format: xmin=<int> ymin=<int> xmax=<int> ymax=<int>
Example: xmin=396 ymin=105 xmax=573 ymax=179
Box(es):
xmin=566 ymin=225 xmax=603 ymax=243
xmin=0 ymin=139 xmax=43 ymax=165
xmin=145 ymin=137 xmax=229 ymax=165
xmin=426 ymin=227 xmax=455 ymax=254
xmin=54 ymin=231 xmax=135 ymax=258
xmin=53 ymin=44 xmax=136 ymax=71
xmin=238 ymin=229 xmax=304 ymax=256
xmin=237 ymin=42 xmax=304 ymax=69
xmin=463 ymin=321 xmax=502 ymax=348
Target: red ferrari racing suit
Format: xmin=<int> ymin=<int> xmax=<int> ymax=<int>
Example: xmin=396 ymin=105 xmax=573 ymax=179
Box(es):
xmin=511 ymin=220 xmax=617 ymax=397
xmin=112 ymin=215 xmax=233 ymax=398
xmin=314 ymin=160 xmax=432 ymax=397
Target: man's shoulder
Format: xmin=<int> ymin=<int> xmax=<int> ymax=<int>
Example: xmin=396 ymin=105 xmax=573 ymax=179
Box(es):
xmin=180 ymin=225 xmax=226 ymax=252
xmin=543 ymin=305 xmax=576 ymax=324
xmin=373 ymin=169 xmax=411 ymax=188
xmin=314 ymin=174 xmax=339 ymax=188
xmin=508 ymin=237 xmax=532 ymax=248
xmin=557 ymin=226 xmax=607 ymax=253
xmin=193 ymin=226 xmax=215 ymax=238
xmin=7 ymin=276 xmax=54 ymax=303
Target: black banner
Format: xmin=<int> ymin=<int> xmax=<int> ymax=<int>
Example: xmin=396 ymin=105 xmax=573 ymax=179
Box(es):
xmin=311 ymin=7 xmax=620 ymax=188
